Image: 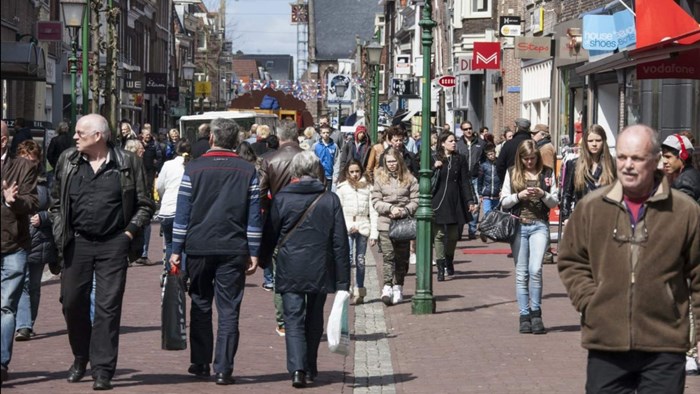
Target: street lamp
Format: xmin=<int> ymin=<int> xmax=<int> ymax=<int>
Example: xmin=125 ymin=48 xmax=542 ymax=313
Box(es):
xmin=413 ymin=0 xmax=437 ymax=315
xmin=366 ymin=40 xmax=383 ymax=143
xmin=61 ymin=0 xmax=87 ymax=135
xmin=182 ymin=61 xmax=195 ymax=115
xmin=335 ymin=79 xmax=347 ymax=129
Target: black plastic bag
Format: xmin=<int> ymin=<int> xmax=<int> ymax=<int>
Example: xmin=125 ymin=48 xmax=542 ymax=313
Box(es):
xmin=478 ymin=206 xmax=518 ymax=243
xmin=162 ymin=266 xmax=187 ymax=350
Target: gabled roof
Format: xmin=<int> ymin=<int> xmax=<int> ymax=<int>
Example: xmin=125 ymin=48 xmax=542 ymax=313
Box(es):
xmin=232 ymin=59 xmax=260 ymax=83
xmin=313 ymin=0 xmax=383 ymax=60
xmin=235 ymin=54 xmax=294 ymax=81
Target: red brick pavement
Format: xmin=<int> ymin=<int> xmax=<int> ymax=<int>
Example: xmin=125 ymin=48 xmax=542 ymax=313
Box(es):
xmin=374 ymin=238 xmax=700 ymax=394
xmin=2 ymin=225 xmax=353 ymax=393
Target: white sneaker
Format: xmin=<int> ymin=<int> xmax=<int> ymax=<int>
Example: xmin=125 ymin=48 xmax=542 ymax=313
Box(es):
xmin=409 ymin=253 xmax=416 ymax=265
xmin=381 ymin=285 xmax=393 ymax=306
xmin=392 ymin=285 xmax=403 ymax=304
xmin=687 ymin=356 xmax=699 ymax=376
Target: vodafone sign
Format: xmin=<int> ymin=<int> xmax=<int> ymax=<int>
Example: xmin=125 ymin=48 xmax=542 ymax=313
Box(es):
xmin=437 ymin=75 xmax=456 ymax=88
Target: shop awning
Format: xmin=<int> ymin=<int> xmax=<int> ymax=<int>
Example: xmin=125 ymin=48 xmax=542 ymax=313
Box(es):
xmin=575 ymin=0 xmax=700 ymax=79
xmin=0 ymin=41 xmax=46 ymax=81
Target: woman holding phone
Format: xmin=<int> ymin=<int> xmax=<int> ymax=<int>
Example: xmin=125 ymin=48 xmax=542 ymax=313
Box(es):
xmin=500 ymin=140 xmax=558 ymax=335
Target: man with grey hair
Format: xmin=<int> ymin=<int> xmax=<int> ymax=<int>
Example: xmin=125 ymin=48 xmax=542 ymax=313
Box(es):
xmin=1 ymin=120 xmax=38 ymax=383
xmin=50 ymin=113 xmax=154 ymax=390
xmin=558 ymin=124 xmax=700 ymax=393
xmin=170 ymin=117 xmax=262 ymax=385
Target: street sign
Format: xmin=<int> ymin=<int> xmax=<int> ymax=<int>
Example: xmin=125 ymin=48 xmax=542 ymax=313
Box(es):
xmin=437 ymin=75 xmax=456 ymax=88
xmin=499 ymin=16 xmax=521 ymax=37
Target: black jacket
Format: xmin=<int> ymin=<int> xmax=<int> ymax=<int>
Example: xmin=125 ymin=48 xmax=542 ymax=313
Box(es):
xmin=495 ymin=130 xmax=531 ymax=181
xmin=51 ymin=145 xmax=155 ymax=264
xmin=456 ymin=136 xmax=486 ymax=177
xmin=672 ymin=166 xmax=700 ymax=204
xmin=191 ymin=137 xmax=210 ymax=159
xmin=260 ymin=178 xmax=350 ymax=294
xmin=431 ymin=153 xmax=475 ymax=226
xmin=28 ymin=178 xmax=56 ymax=265
xmin=46 ymin=133 xmax=74 ymax=169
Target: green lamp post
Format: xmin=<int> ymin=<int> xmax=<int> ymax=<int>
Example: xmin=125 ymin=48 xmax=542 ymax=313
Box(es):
xmin=412 ymin=0 xmax=436 ymax=315
xmin=61 ymin=0 xmax=87 ymax=135
xmin=366 ymin=40 xmax=383 ymax=143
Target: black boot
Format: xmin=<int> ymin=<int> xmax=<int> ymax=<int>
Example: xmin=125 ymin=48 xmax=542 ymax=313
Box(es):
xmin=519 ymin=314 xmax=532 ymax=334
xmin=445 ymin=255 xmax=455 ymax=276
xmin=530 ymin=308 xmax=546 ymax=334
xmin=436 ymin=259 xmax=445 ymax=282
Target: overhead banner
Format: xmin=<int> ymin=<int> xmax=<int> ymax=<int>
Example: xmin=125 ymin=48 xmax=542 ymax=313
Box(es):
xmin=472 ymin=42 xmax=501 ymax=70
xmin=514 ymin=37 xmax=552 ymax=59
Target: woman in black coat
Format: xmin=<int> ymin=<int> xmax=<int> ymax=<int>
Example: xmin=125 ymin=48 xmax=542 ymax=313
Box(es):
xmin=260 ymin=151 xmax=350 ymax=388
xmin=431 ymin=132 xmax=477 ymax=281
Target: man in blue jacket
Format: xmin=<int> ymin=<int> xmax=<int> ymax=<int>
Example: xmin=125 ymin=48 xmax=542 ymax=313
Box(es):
xmin=170 ymin=117 xmax=262 ymax=385
xmin=313 ymin=125 xmax=337 ymax=191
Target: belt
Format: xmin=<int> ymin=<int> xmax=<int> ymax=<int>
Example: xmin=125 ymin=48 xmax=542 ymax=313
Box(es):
xmin=519 ymin=218 xmax=546 ymax=225
xmin=75 ymin=231 xmax=121 ymax=242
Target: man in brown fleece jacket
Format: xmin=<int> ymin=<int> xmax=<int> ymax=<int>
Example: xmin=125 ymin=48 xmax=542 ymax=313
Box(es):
xmin=558 ymin=124 xmax=700 ymax=393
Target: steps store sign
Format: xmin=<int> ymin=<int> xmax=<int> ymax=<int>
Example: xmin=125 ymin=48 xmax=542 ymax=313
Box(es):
xmin=582 ymin=10 xmax=636 ymax=51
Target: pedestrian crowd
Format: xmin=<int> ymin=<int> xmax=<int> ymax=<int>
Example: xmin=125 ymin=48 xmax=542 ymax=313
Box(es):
xmin=1 ymin=111 xmax=699 ymax=392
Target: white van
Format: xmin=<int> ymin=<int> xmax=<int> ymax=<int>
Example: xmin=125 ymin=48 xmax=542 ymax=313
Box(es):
xmin=178 ymin=111 xmax=279 ymax=143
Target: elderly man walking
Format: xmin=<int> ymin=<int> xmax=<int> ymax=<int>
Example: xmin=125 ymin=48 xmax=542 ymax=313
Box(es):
xmin=558 ymin=124 xmax=700 ymax=393
xmin=51 ymin=114 xmax=154 ymax=390
xmin=1 ymin=120 xmax=38 ymax=384
xmin=170 ymin=117 xmax=262 ymax=385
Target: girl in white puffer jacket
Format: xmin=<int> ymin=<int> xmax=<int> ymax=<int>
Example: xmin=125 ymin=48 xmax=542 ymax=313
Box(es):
xmin=336 ymin=159 xmax=378 ymax=304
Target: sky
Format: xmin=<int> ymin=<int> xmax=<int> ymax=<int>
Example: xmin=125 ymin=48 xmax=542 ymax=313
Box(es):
xmin=203 ymin=0 xmax=299 ymax=58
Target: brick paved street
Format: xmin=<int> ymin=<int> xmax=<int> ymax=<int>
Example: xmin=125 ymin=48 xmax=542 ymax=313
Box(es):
xmin=3 ymin=225 xmax=699 ymax=393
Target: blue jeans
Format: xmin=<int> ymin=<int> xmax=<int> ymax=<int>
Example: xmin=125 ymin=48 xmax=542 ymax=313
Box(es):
xmin=161 ymin=218 xmax=186 ymax=272
xmin=1 ymin=250 xmax=28 ymax=367
xmin=16 ymin=261 xmax=46 ymax=331
xmin=348 ymin=233 xmax=368 ymax=288
xmin=511 ymin=221 xmax=549 ymax=316
xmin=263 ymin=266 xmax=274 ymax=286
xmin=481 ymin=197 xmax=500 ymax=217
xmin=468 ymin=178 xmax=480 ymax=236
xmin=142 ymin=224 xmax=151 ymax=258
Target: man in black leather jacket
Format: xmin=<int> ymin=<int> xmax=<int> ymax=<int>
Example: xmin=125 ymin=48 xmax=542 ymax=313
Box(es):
xmin=50 ymin=114 xmax=154 ymax=390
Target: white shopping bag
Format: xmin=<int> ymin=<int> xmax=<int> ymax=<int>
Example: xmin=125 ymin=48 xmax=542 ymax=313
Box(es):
xmin=327 ymin=290 xmax=351 ymax=355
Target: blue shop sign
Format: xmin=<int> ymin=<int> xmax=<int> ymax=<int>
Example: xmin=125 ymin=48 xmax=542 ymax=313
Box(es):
xmin=583 ymin=15 xmax=617 ymax=51
xmin=613 ymin=10 xmax=636 ymax=49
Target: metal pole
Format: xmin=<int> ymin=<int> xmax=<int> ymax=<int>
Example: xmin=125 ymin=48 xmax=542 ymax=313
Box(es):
xmin=370 ymin=64 xmax=379 ymax=143
xmin=412 ymin=0 xmax=436 ymax=315
xmin=70 ymin=34 xmax=78 ymax=136
xmin=338 ymin=101 xmax=342 ymax=129
xmin=81 ymin=4 xmax=89 ymax=115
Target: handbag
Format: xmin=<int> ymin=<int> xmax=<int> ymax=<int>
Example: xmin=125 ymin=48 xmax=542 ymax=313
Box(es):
xmin=161 ymin=265 xmax=187 ymax=350
xmin=327 ymin=290 xmax=351 ymax=355
xmin=389 ymin=216 xmax=417 ymax=241
xmin=478 ymin=204 xmax=518 ymax=243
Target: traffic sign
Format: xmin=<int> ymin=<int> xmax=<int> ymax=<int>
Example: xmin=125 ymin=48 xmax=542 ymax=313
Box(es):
xmin=437 ymin=75 xmax=456 ymax=88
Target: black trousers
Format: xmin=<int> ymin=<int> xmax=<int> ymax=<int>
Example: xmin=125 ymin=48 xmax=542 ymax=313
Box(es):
xmin=187 ymin=254 xmax=247 ymax=375
xmin=61 ymin=233 xmax=129 ymax=379
xmin=281 ymin=292 xmax=327 ymax=376
xmin=586 ymin=350 xmax=685 ymax=394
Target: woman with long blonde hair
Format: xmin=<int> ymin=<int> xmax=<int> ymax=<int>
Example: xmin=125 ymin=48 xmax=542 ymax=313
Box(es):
xmin=501 ymin=140 xmax=558 ymax=335
xmin=372 ymin=147 xmax=418 ymax=305
xmin=560 ymin=124 xmax=616 ymax=223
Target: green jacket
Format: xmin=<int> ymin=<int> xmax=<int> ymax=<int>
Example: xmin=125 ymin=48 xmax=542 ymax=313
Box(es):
xmin=558 ymin=172 xmax=700 ymax=353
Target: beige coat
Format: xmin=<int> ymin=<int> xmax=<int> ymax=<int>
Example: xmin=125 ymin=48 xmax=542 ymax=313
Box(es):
xmin=371 ymin=173 xmax=419 ymax=232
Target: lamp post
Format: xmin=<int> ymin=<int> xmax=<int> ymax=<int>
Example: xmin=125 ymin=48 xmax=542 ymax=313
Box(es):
xmin=61 ymin=0 xmax=87 ymax=135
xmin=412 ymin=0 xmax=436 ymax=315
xmin=182 ymin=61 xmax=195 ymax=115
xmin=335 ymin=79 xmax=347 ymax=129
xmin=366 ymin=40 xmax=383 ymax=143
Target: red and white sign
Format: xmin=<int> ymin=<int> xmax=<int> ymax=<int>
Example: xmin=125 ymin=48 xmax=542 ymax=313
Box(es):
xmin=473 ymin=42 xmax=501 ymax=70
xmin=437 ymin=75 xmax=456 ymax=88
xmin=36 ymin=21 xmax=63 ymax=42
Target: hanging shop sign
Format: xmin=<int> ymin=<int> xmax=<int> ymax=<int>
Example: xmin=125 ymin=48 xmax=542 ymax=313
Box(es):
xmin=499 ymin=16 xmax=522 ymax=37
xmin=456 ymin=56 xmax=481 ymax=75
xmin=514 ymin=37 xmax=552 ymax=59
xmin=144 ymin=73 xmax=167 ymax=94
xmin=472 ymin=42 xmax=501 ymax=70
